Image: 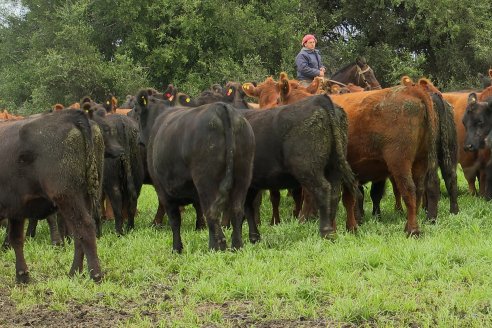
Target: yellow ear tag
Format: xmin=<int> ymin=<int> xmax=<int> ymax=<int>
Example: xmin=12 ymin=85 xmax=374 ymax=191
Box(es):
xmin=106 ymin=101 xmax=110 ymax=105
xmin=227 ymin=88 xmax=233 ymax=96
xmin=186 ymin=98 xmax=191 ymax=103
xmin=141 ymin=96 xmax=147 ymax=106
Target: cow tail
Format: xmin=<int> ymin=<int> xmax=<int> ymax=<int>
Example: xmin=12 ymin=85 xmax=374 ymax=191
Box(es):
xmin=432 ymin=93 xmax=455 ymax=169
xmin=72 ymin=110 xmax=101 ymax=215
xmin=323 ymin=96 xmax=358 ymax=196
xmin=421 ymin=90 xmax=438 ymax=173
xmin=210 ymin=103 xmax=235 ymax=218
xmin=121 ymin=154 xmax=137 ymax=199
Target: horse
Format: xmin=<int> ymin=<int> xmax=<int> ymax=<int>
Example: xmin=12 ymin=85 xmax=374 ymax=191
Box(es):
xmin=329 ymin=57 xmax=382 ymax=90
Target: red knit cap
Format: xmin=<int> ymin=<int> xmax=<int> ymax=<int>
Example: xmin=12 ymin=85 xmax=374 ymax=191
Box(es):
xmin=302 ymin=34 xmax=317 ymax=46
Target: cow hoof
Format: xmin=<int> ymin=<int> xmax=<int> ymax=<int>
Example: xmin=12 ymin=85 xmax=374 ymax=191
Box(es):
xmin=231 ymin=240 xmax=243 ymax=250
xmin=91 ymin=272 xmax=103 ymax=283
xmin=346 ymin=224 xmax=358 ymax=233
xmin=249 ymin=233 xmax=261 ymax=244
xmin=320 ymin=228 xmax=336 ymax=240
xmin=405 ymin=229 xmax=421 ymax=238
xmin=212 ymin=239 xmax=227 ymax=251
xmin=152 ymin=223 xmax=164 ymax=230
xmin=427 ymin=217 xmax=437 ymax=225
xmin=16 ymin=271 xmax=30 ymax=284
xmin=450 ymin=205 xmax=459 ymax=215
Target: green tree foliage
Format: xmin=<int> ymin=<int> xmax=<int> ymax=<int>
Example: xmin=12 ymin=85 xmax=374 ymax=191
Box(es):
xmin=0 ymin=0 xmax=491 ymax=112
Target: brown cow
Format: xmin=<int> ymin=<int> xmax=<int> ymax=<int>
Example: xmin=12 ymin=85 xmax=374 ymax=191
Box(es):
xmin=0 ymin=109 xmax=104 ymax=282
xmin=369 ymin=77 xmax=459 ymax=219
xmin=328 ymin=86 xmax=438 ymax=235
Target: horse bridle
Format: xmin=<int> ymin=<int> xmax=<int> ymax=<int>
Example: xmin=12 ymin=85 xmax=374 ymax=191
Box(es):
xmin=356 ymin=65 xmax=381 ymax=90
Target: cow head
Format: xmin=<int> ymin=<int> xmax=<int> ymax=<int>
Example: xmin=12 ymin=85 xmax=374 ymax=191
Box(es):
xmin=162 ymin=84 xmax=177 ymax=102
xmin=174 ymin=92 xmax=195 ymax=107
xmin=277 ymin=73 xmax=318 ymax=105
xmin=222 ymin=82 xmax=249 ymax=109
xmin=134 ymin=89 xmax=169 ymax=147
xmin=81 ymin=101 xmax=124 ymax=158
xmin=242 ymin=77 xmax=279 ymax=109
xmin=463 ymin=93 xmax=492 ymax=152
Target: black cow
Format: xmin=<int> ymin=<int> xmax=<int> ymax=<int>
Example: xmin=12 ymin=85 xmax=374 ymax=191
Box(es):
xmin=81 ymin=100 xmax=140 ymax=235
xmin=236 ymin=94 xmax=357 ymax=241
xmin=462 ymin=93 xmax=492 ymax=198
xmin=99 ymin=112 xmax=144 ymax=234
xmin=0 ymin=109 xmax=104 ymax=283
xmin=133 ymin=90 xmax=255 ymax=251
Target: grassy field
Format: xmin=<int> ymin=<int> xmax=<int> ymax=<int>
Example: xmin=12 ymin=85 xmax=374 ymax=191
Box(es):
xmin=1 ymin=171 xmax=492 ymax=327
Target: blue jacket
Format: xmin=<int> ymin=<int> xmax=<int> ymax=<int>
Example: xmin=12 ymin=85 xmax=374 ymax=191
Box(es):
xmin=295 ymin=48 xmax=324 ymax=80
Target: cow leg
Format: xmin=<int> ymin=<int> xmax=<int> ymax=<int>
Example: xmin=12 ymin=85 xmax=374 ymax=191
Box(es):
xmin=370 ymin=180 xmax=386 ymax=217
xmin=26 ymin=218 xmax=38 ymax=239
xmin=342 ymin=185 xmax=358 ymax=232
xmin=46 ymin=213 xmax=63 ymax=246
xmin=354 ymin=184 xmax=364 ymax=223
xmin=252 ymin=191 xmax=262 ymax=225
xmin=390 ymin=161 xmax=420 ymax=236
xmin=269 ymin=189 xmax=281 ymax=225
xmin=291 ymin=187 xmax=303 ymax=218
xmin=166 ymin=203 xmax=184 ymax=253
xmin=9 ymin=218 xmax=29 ymax=283
xmin=104 ymin=195 xmax=115 ymax=220
xmin=440 ymin=164 xmax=459 ymax=214
xmin=424 ymin=170 xmax=440 ymax=222
xmin=152 ymin=201 xmax=166 ymax=228
xmin=56 ymin=196 xmax=102 ymax=282
xmin=193 ymin=202 xmax=206 ymax=230
xmin=301 ymin=177 xmax=334 ymax=238
xmin=106 ymin=187 xmax=124 ymax=235
xmin=462 ymin=166 xmax=479 ymax=195
xmin=389 ymin=177 xmax=404 ymax=213
xmin=245 ymin=189 xmax=261 ymax=244
xmin=299 ymin=189 xmax=317 ymax=222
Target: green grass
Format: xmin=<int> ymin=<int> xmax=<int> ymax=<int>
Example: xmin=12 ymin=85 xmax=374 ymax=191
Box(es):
xmin=1 ymin=171 xmax=492 ymax=327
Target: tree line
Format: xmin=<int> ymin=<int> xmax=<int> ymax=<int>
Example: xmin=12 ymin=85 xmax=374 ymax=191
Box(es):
xmin=0 ymin=0 xmax=491 ymax=114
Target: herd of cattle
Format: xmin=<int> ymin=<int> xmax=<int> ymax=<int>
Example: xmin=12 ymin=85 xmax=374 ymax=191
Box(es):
xmin=1 ymin=61 xmax=492 ymax=284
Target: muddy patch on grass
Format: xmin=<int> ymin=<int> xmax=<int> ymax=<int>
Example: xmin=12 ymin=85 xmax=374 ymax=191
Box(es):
xmin=0 ymin=287 xmax=136 ymax=328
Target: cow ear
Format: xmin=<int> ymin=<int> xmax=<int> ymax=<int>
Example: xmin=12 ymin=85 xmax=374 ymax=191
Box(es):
xmin=176 ymin=92 xmax=191 ymax=107
xmin=489 ymin=69 xmax=492 ymax=79
xmin=136 ymin=90 xmax=149 ymax=107
xmin=242 ymin=83 xmax=258 ymax=97
xmin=468 ymin=93 xmax=478 ymax=106
xmin=306 ymin=77 xmax=321 ymax=94
xmin=81 ymin=102 xmax=92 ymax=116
xmin=279 ymin=72 xmax=289 ymax=81
xmin=81 ymin=96 xmax=92 ymax=105
xmin=224 ymin=86 xmax=235 ymax=101
xmin=111 ymin=96 xmax=118 ymax=110
xmin=52 ymin=103 xmax=64 ymax=111
xmin=278 ymin=76 xmax=290 ymax=100
xmin=331 ymin=84 xmax=341 ymax=94
xmin=401 ymin=76 xmax=414 ymax=86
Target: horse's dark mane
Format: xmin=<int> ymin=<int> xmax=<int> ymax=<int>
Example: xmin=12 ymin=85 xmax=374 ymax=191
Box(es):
xmin=331 ymin=62 xmax=356 ymax=77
